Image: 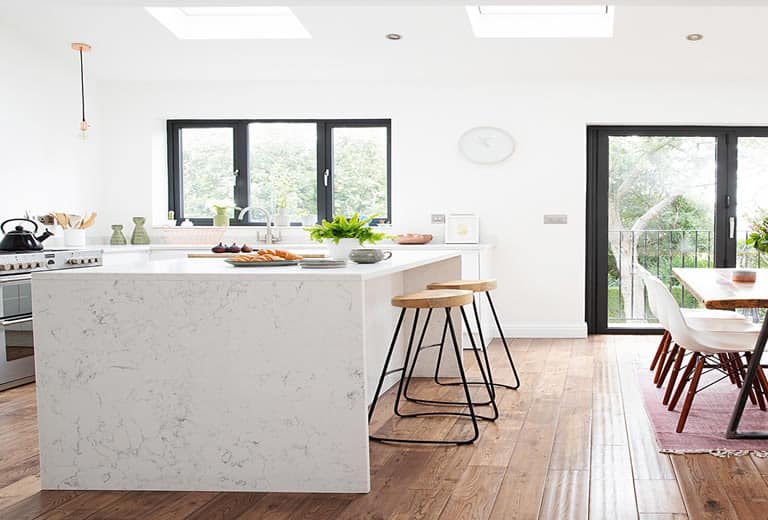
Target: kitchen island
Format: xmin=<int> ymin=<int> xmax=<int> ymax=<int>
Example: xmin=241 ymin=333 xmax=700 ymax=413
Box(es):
xmin=31 ymin=251 xmax=462 ymax=493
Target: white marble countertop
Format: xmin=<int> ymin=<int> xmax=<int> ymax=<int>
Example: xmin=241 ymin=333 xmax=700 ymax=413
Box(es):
xmin=90 ymin=242 xmax=494 ymax=254
xmin=34 ymin=250 xmax=461 ymax=282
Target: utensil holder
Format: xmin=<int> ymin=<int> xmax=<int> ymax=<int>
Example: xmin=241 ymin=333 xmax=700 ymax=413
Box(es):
xmin=63 ymin=229 xmax=86 ymax=247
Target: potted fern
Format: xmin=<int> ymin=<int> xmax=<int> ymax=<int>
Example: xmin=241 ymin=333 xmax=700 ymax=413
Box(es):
xmin=305 ymin=213 xmax=387 ymax=259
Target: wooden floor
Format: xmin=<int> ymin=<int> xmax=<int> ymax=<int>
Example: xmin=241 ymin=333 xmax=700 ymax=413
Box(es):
xmin=2 ymin=336 xmax=768 ymax=519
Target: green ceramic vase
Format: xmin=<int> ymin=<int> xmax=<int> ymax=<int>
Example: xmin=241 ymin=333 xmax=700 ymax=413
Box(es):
xmin=130 ymin=217 xmax=150 ymax=245
xmin=110 ymin=224 xmax=127 ymax=246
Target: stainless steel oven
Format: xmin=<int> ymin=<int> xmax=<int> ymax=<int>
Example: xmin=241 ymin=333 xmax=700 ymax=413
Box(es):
xmin=0 ymin=274 xmax=34 ymax=391
xmin=0 ymin=248 xmax=102 ymax=391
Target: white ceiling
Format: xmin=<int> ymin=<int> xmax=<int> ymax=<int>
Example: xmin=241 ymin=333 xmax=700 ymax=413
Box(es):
xmin=3 ymin=1 xmax=768 ymax=83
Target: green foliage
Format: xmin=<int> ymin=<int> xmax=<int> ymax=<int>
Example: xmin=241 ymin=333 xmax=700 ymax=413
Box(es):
xmin=609 ymin=135 xmax=714 ymax=232
xmin=746 ymin=215 xmax=768 ymax=253
xmin=305 ymin=213 xmax=388 ymax=245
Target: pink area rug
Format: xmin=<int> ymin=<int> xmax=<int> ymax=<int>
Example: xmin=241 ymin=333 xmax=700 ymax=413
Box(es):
xmin=638 ymin=369 xmax=768 ymax=456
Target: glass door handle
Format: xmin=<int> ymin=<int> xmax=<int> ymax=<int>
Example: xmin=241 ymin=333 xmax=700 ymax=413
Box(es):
xmin=730 ymin=216 xmax=736 ymax=239
xmin=323 ymin=169 xmax=330 ymax=187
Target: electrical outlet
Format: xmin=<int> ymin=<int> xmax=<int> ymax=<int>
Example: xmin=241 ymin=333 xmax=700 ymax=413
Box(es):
xmin=431 ymin=214 xmax=446 ymax=224
xmin=543 ymin=214 xmax=568 ymax=225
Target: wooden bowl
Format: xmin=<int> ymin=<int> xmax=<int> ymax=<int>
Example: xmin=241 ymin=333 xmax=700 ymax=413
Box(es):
xmin=394 ymin=234 xmax=433 ymax=245
xmin=732 ymin=269 xmax=757 ymax=283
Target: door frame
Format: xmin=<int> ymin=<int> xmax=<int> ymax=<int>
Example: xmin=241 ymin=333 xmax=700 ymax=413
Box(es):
xmin=586 ymin=125 xmax=768 ymax=334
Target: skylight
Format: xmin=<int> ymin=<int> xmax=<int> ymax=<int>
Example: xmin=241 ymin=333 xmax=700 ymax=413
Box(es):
xmin=465 ymin=5 xmax=614 ymax=38
xmin=145 ymin=6 xmax=311 ymax=39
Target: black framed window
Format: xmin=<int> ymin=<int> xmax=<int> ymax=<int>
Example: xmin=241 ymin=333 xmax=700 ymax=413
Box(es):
xmin=167 ymin=119 xmax=392 ymax=225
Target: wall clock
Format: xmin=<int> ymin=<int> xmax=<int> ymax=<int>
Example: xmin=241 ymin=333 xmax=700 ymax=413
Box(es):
xmin=458 ymin=126 xmax=516 ymax=164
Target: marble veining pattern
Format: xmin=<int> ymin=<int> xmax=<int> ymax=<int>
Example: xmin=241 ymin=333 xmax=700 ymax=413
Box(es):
xmin=34 ymin=277 xmax=369 ymax=492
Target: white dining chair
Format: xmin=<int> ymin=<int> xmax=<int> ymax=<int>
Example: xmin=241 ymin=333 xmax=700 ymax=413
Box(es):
xmin=644 ymin=273 xmax=752 ymax=393
xmin=644 ymin=275 xmax=767 ymax=433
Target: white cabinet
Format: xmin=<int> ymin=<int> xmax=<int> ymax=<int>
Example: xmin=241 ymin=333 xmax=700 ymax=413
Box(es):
xmin=459 ymin=250 xmax=495 ymax=348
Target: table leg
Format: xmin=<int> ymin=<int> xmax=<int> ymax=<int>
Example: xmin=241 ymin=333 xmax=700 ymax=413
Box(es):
xmin=726 ymin=312 xmax=768 ymax=439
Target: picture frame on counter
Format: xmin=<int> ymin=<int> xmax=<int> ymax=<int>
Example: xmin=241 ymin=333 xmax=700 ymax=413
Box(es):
xmin=445 ymin=214 xmax=479 ymax=244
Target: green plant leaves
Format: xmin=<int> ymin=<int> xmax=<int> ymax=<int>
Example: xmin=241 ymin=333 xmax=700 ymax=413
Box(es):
xmin=304 ymin=213 xmax=388 ymax=245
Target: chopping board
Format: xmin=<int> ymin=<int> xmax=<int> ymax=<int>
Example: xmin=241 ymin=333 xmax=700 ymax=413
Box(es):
xmin=188 ymin=252 xmax=327 ymax=259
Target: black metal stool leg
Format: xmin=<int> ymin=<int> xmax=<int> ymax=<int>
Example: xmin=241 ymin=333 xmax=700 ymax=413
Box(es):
xmin=368 ymin=308 xmax=407 ymax=423
xmin=403 ymin=306 xmax=497 ymax=414
xmin=369 ymin=307 xmax=482 ymax=445
xmin=471 ymin=297 xmax=497 ymax=400
xmin=392 ymin=309 xmax=422 ymax=417
xmin=486 ymin=291 xmax=521 ymax=390
xmin=433 ymin=316 xmax=449 ymax=384
xmin=427 ymin=294 xmax=509 ymax=398
xmin=402 ymin=308 xmax=434 ymax=401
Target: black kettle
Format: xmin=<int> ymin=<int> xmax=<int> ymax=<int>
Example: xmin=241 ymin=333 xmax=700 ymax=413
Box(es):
xmin=0 ymin=218 xmax=54 ymax=252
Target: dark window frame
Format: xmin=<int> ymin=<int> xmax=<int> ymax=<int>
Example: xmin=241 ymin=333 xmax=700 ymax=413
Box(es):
xmin=586 ymin=125 xmax=768 ymax=335
xmin=167 ymin=118 xmax=392 ymax=226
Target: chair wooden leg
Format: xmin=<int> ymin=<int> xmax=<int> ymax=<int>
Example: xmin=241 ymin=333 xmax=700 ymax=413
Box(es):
xmin=755 ymin=364 xmax=768 ymax=412
xmin=669 ymin=352 xmax=700 ymax=411
xmin=746 ymin=352 xmax=768 ymax=411
xmin=719 ymin=353 xmax=737 ymax=385
xmin=731 ymin=353 xmax=744 ymax=387
xmin=657 ymin=344 xmax=680 ymax=388
xmin=733 ymin=353 xmax=758 ymax=405
xmin=653 ymin=335 xmax=672 ymax=384
xmin=677 ymin=356 xmax=705 ymax=433
xmin=664 ymin=346 xmax=686 ymax=405
xmin=651 ymin=331 xmax=671 ymax=371
xmin=754 ymin=359 xmax=768 ymax=397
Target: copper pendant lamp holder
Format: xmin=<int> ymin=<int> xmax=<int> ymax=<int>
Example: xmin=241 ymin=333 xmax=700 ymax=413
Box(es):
xmin=71 ymin=42 xmax=92 ymax=135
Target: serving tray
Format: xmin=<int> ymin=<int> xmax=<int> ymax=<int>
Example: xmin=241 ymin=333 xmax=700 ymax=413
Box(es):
xmin=225 ymin=259 xmax=300 ymax=267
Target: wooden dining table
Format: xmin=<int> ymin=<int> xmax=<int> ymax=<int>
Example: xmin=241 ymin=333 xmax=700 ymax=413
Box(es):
xmin=673 ymin=267 xmax=768 ymax=439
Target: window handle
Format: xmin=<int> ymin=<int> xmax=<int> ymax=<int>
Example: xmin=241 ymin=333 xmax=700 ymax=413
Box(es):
xmin=233 ymin=169 xmax=239 ymax=176
xmin=323 ymin=168 xmax=330 ymax=187
xmin=730 ymin=216 xmax=736 ymax=239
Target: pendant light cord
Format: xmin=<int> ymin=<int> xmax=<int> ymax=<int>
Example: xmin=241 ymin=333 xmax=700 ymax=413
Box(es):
xmin=79 ymin=49 xmax=86 ymax=123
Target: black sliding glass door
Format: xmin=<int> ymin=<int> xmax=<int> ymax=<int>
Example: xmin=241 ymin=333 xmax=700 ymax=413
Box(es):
xmin=586 ymin=126 xmax=768 ymax=334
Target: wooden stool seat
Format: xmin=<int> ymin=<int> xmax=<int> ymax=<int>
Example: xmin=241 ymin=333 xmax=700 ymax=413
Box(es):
xmin=391 ymin=289 xmax=473 ymax=309
xmin=427 ymin=279 xmax=497 ymax=293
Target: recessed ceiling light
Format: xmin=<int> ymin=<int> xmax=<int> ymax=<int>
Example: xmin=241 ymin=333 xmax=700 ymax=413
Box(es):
xmin=686 ymin=33 xmax=704 ymax=42
xmin=145 ymin=6 xmax=311 ymax=39
xmin=466 ymin=5 xmax=614 ymax=38
xmin=386 ymin=33 xmax=402 ymax=40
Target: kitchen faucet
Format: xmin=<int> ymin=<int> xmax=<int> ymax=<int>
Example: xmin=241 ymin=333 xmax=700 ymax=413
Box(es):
xmin=238 ymin=206 xmax=279 ymax=245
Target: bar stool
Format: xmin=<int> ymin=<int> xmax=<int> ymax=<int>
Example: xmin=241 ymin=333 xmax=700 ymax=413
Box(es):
xmin=423 ymin=280 xmax=520 ymax=394
xmin=368 ymin=289 xmax=495 ymax=445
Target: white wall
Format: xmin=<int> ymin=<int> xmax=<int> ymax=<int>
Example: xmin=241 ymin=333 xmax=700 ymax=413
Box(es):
xmin=0 ymin=21 xmax=102 ymax=231
xmin=89 ymin=78 xmax=768 ymax=336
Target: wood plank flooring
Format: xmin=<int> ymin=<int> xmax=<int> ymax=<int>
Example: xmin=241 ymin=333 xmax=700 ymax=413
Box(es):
xmin=2 ymin=336 xmax=768 ymax=519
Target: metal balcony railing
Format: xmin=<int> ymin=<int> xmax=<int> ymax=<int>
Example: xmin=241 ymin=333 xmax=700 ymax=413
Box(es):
xmin=608 ymin=229 xmax=762 ymax=325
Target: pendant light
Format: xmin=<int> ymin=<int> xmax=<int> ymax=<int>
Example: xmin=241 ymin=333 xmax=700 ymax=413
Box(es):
xmin=71 ymin=42 xmax=92 ymax=138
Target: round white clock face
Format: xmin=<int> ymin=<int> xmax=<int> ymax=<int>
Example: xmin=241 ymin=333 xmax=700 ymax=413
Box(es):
xmin=458 ymin=127 xmax=516 ymax=164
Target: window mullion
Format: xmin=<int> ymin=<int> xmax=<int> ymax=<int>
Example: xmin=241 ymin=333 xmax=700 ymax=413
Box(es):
xmin=316 ymin=121 xmax=330 ymax=222
xmin=233 ymin=123 xmax=249 ymax=223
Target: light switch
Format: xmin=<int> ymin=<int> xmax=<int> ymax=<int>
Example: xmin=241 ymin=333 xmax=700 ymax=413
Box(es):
xmin=431 ymin=214 xmax=446 ymax=224
xmin=543 ymin=214 xmax=568 ymax=225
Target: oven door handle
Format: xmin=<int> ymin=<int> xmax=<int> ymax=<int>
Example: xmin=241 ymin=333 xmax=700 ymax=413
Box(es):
xmin=0 ymin=314 xmax=33 ymax=327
